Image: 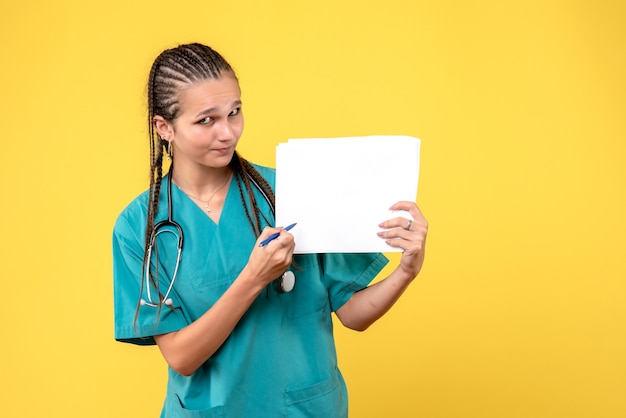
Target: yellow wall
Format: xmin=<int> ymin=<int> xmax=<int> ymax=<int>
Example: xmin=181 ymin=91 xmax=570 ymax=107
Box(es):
xmin=1 ymin=1 xmax=624 ymax=417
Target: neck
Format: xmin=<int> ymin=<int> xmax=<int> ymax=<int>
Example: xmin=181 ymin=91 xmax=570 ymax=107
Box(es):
xmin=171 ymin=163 xmax=234 ymax=199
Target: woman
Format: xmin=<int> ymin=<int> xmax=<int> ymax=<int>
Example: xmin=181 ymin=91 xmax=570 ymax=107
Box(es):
xmin=113 ymin=43 xmax=428 ymax=417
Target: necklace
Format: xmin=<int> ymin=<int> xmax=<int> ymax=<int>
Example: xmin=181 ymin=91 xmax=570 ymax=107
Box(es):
xmin=178 ymin=173 xmax=232 ymax=213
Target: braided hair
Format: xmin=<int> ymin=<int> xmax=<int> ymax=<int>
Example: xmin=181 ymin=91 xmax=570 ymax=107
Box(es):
xmin=141 ymin=43 xmax=275 ymax=314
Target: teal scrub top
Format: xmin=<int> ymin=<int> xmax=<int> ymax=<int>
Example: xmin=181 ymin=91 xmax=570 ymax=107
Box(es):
xmin=113 ymin=165 xmax=388 ymax=418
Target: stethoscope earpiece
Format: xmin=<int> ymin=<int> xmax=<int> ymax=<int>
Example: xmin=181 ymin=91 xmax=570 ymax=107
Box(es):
xmin=140 ymin=298 xmax=173 ymax=308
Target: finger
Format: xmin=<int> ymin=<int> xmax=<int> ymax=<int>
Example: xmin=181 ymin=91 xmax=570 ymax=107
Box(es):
xmin=389 ymin=201 xmax=426 ymax=222
xmin=381 ymin=236 xmax=410 ymax=253
xmin=383 ymin=235 xmax=424 ymax=256
xmin=378 ymin=220 xmax=428 ymax=245
xmin=257 ymin=228 xmax=286 ymax=248
xmin=389 ymin=200 xmax=418 ymax=213
xmin=383 ymin=210 xmax=427 ymax=232
xmin=259 ymin=226 xmax=283 ymax=239
xmin=275 ymin=233 xmax=295 ymax=266
xmin=377 ymin=226 xmax=412 ymax=241
xmin=279 ymin=230 xmax=295 ymax=248
xmin=269 ymin=230 xmax=295 ymax=247
xmin=379 ymin=216 xmax=417 ymax=231
xmin=380 ymin=202 xmax=415 ymax=226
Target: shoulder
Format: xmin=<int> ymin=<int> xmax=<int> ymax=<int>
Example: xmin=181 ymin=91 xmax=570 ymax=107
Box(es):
xmin=249 ymin=163 xmax=275 ymax=181
xmin=247 ymin=162 xmax=276 ymax=189
xmin=113 ymin=189 xmax=150 ymax=238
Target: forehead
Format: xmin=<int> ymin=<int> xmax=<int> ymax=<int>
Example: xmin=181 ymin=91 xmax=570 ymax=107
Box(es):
xmin=177 ymin=74 xmax=241 ymax=116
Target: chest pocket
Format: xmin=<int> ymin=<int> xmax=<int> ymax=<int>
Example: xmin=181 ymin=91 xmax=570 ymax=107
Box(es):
xmin=175 ymin=233 xmax=247 ymax=301
xmin=284 ymin=255 xmax=329 ymax=319
xmin=172 ymin=259 xmax=235 ymax=320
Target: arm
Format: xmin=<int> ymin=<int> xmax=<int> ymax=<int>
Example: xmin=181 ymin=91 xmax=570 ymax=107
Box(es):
xmin=154 ymin=227 xmax=295 ymax=376
xmin=335 ymin=201 xmax=428 ymax=331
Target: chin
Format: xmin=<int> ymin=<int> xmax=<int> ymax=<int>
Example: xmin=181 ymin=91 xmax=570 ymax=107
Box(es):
xmin=210 ymin=154 xmax=235 ymax=168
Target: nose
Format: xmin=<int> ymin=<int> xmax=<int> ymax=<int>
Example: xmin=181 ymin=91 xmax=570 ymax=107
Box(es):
xmin=216 ymin=119 xmax=235 ymax=141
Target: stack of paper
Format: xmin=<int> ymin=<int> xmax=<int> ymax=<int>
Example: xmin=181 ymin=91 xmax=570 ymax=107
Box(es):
xmin=275 ymin=136 xmax=420 ymax=254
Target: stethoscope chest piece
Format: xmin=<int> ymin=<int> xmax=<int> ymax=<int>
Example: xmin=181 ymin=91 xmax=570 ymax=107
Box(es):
xmin=279 ymin=271 xmax=296 ymax=293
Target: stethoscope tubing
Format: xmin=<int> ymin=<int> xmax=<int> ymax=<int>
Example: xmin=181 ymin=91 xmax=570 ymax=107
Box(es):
xmin=141 ymin=167 xmax=184 ymax=307
xmin=141 ymin=165 xmax=293 ymax=308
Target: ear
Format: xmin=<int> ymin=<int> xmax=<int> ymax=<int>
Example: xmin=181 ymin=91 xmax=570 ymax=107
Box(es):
xmin=153 ymin=116 xmax=174 ymax=141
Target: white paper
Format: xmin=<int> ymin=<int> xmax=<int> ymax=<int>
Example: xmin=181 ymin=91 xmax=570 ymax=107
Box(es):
xmin=275 ymin=135 xmax=420 ymax=253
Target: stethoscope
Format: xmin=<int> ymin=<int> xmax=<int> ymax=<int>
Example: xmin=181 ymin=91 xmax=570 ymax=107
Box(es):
xmin=140 ymin=166 xmax=294 ymax=308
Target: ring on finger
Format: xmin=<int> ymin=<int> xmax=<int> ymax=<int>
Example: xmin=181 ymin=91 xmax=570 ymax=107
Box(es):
xmin=405 ymin=219 xmax=413 ymax=230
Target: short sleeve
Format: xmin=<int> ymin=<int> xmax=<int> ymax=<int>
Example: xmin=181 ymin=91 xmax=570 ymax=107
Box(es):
xmin=112 ymin=205 xmax=190 ymax=346
xmin=320 ymin=252 xmax=389 ymax=312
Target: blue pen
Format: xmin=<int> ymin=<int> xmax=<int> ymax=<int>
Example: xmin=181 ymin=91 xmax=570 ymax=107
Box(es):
xmin=259 ymin=223 xmax=297 ymax=247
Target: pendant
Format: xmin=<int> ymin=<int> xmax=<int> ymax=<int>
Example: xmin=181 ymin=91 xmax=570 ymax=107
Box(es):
xmin=205 ymin=204 xmax=211 ymax=212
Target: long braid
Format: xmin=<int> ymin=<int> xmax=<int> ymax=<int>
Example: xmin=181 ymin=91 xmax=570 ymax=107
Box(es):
xmin=145 ymin=97 xmax=163 ymax=255
xmin=239 ymin=153 xmax=275 ymax=226
xmin=230 ymin=152 xmax=269 ymax=235
xmin=240 ymin=158 xmax=275 ymax=205
xmin=232 ymin=153 xmax=301 ymax=281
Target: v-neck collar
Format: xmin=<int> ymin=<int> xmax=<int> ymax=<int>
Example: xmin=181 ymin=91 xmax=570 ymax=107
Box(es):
xmin=170 ymin=174 xmax=235 ymax=227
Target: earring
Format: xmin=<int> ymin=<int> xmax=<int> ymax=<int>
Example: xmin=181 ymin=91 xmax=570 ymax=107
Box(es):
xmin=158 ymin=135 xmax=172 ymax=160
xmin=166 ymin=141 xmax=173 ymax=160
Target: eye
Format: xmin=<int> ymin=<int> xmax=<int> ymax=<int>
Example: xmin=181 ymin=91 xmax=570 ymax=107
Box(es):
xmin=198 ymin=117 xmax=212 ymax=124
xmin=229 ymin=107 xmax=241 ymax=117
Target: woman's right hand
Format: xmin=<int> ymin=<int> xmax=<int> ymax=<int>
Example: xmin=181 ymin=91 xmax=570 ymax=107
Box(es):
xmin=244 ymin=226 xmax=295 ymax=288
xmin=155 ymin=226 xmax=295 ymax=375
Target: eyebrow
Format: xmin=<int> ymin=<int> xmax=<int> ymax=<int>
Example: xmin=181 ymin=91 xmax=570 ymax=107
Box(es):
xmin=195 ymin=100 xmax=242 ymax=118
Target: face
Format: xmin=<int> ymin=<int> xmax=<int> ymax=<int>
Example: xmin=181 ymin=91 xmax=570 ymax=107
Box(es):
xmin=156 ymin=73 xmax=244 ymax=170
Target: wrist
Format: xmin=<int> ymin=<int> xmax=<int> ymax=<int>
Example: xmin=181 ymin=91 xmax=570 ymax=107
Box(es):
xmin=395 ymin=263 xmax=420 ymax=284
xmin=238 ymin=264 xmax=268 ymax=294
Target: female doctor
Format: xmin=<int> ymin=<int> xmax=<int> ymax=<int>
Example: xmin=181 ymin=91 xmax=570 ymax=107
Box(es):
xmin=113 ymin=43 xmax=428 ymax=417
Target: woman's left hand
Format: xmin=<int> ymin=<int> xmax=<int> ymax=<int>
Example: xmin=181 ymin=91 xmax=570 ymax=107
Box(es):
xmin=378 ymin=201 xmax=428 ymax=280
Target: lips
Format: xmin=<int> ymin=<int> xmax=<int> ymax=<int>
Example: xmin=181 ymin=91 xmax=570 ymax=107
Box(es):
xmin=213 ymin=146 xmax=233 ymax=154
